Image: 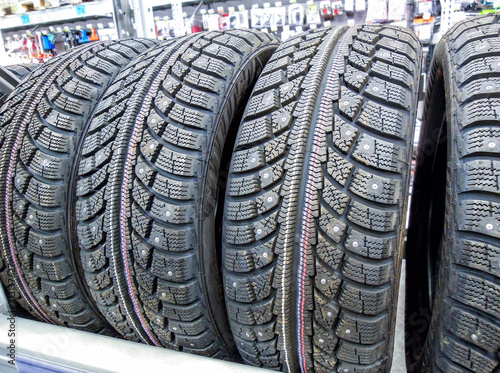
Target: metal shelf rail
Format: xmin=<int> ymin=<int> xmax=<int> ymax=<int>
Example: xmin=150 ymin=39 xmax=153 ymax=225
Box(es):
xmin=0 ymin=283 xmax=265 ymax=373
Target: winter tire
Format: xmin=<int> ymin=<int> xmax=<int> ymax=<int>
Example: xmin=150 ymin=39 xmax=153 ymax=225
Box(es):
xmin=0 ymin=39 xmax=158 ymax=332
xmin=223 ymin=25 xmax=422 ymax=372
xmin=406 ymin=14 xmax=500 ymax=373
xmin=74 ymin=30 xmax=279 ymax=357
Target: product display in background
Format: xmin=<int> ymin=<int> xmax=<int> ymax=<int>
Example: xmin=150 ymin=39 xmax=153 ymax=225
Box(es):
xmin=1 ymin=22 xmax=118 ymax=64
xmin=306 ymin=2 xmax=321 ymax=23
xmin=2 ymin=0 xmax=424 ymax=61
xmin=320 ymin=0 xmax=333 ymax=20
xmin=201 ymin=10 xmax=221 ymax=31
xmin=366 ymin=0 xmax=387 ymax=22
xmin=388 ymin=0 xmax=406 ymax=20
xmin=250 ymin=7 xmax=263 ymax=27
xmin=288 ymin=3 xmax=305 ymax=25
xmin=355 ymin=0 xmax=366 ymax=11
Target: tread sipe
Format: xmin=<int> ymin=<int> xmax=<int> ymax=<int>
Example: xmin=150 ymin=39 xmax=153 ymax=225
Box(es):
xmin=5 ymin=64 xmax=39 ymax=81
xmin=74 ymin=30 xmax=279 ymax=358
xmin=222 ymin=25 xmax=422 ymax=372
xmin=406 ymin=14 xmax=500 ymax=373
xmin=0 ymin=64 xmax=39 ymax=104
xmin=0 ymin=39 xmax=158 ymax=332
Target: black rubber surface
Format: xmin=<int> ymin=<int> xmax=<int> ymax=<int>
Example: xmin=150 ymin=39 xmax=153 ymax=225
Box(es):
xmin=406 ymin=14 xmax=500 ymax=373
xmin=222 ymin=25 xmax=421 ymax=372
xmin=0 ymin=64 xmax=40 ymax=104
xmin=5 ymin=64 xmax=39 ymax=81
xmin=0 ymin=39 xmax=158 ymax=332
xmin=74 ymin=30 xmax=279 ymax=358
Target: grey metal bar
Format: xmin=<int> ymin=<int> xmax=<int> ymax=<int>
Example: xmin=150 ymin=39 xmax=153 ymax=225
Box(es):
xmin=113 ymin=0 xmax=137 ymax=37
xmin=0 ymin=314 xmax=267 ymax=373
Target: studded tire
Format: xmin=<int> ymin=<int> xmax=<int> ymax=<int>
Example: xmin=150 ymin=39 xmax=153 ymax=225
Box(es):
xmin=406 ymin=14 xmax=500 ymax=373
xmin=0 ymin=39 xmax=158 ymax=332
xmin=74 ymin=30 xmax=279 ymax=358
xmin=222 ymin=25 xmax=422 ymax=372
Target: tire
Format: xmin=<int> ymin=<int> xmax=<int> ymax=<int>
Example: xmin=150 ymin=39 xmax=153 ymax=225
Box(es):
xmin=0 ymin=39 xmax=158 ymax=332
xmin=74 ymin=30 xmax=279 ymax=357
xmin=5 ymin=64 xmax=40 ymax=81
xmin=406 ymin=14 xmax=500 ymax=373
xmin=222 ymin=25 xmax=421 ymax=371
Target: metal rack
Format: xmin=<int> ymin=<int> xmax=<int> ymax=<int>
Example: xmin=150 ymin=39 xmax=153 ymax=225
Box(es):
xmin=0 ymin=282 xmax=266 ymax=373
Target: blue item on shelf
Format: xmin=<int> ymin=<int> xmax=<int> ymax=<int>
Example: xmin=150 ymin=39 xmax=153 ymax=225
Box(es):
xmin=79 ymin=29 xmax=90 ymax=43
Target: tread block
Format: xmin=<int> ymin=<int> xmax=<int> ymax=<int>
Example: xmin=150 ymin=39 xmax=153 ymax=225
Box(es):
xmin=337 ymin=340 xmax=385 ymax=365
xmin=352 ymin=134 xmax=403 ymax=173
xmin=447 ymin=306 xmax=500 ymax=354
xmin=348 ymin=168 xmax=401 ymax=204
xmin=339 ymin=282 xmax=390 ymax=315
xmin=336 ymin=312 xmax=388 ymax=344
xmin=224 ymin=266 xmax=274 ymax=303
xmin=357 ymin=101 xmax=410 ymax=139
xmin=453 ymin=239 xmax=500 ymax=278
xmin=342 ymin=255 xmax=392 ymax=286
xmin=442 ymin=336 xmax=498 ymax=372
xmin=458 ymin=199 xmax=500 ymax=239
xmin=459 ymin=159 xmax=500 ymax=194
xmin=451 ymin=272 xmax=500 ymax=319
xmin=347 ymin=201 xmax=397 ymax=232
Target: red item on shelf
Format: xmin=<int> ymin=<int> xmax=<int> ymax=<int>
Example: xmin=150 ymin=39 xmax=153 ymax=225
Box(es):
xmin=89 ymin=27 xmax=100 ymax=41
xmin=191 ymin=24 xmax=203 ymax=33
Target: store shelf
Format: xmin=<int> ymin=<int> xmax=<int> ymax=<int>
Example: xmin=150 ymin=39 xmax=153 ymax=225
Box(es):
xmin=0 ymin=0 xmax=113 ymax=30
xmin=0 ymin=284 xmax=267 ymax=373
